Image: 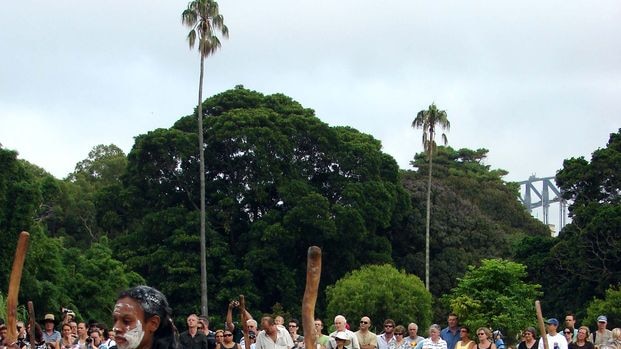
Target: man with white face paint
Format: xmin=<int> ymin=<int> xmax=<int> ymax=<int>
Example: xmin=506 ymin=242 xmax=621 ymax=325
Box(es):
xmin=112 ymin=286 xmax=178 ymax=349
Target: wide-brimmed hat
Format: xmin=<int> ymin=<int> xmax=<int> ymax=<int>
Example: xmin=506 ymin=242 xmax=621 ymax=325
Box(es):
xmin=44 ymin=314 xmax=55 ymax=322
xmin=333 ymin=332 xmax=351 ymax=346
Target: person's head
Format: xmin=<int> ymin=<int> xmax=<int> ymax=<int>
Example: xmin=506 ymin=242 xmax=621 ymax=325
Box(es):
xmin=90 ymin=329 xmax=103 ymax=346
xmin=288 ymin=319 xmax=299 ymax=335
xmin=214 ymin=330 xmax=224 ymax=343
xmin=108 ymin=330 xmax=116 ymax=341
xmin=274 ymin=316 xmax=284 ymax=326
xmin=222 ymin=330 xmax=234 ymax=344
xmin=314 ymin=319 xmax=324 ymax=334
xmin=545 ymin=318 xmax=559 ymax=334
xmin=476 ymin=328 xmax=492 ymax=341
xmin=261 ymin=316 xmax=276 ymax=332
xmin=428 ymin=324 xmax=441 ymax=340
xmin=383 ymin=319 xmax=396 ymax=334
xmin=333 ymin=332 xmax=351 ymax=348
xmin=334 ymin=315 xmax=347 ymax=332
xmin=563 ymin=328 xmax=573 ymax=340
xmin=408 ymin=323 xmax=419 ymax=339
xmin=78 ymin=323 xmax=88 ymax=337
xmin=247 ymin=319 xmax=258 ymax=333
xmin=69 ymin=321 xmax=78 ymax=336
xmin=44 ymin=314 xmax=56 ymax=331
xmin=460 ymin=327 xmax=471 ymax=340
xmin=17 ymin=321 xmax=25 ymax=333
xmin=597 ymin=316 xmax=608 ymax=330
xmin=564 ymin=313 xmax=576 ymax=329
xmin=523 ymin=328 xmax=537 ymax=341
xmin=611 ymin=328 xmax=621 ymax=342
xmin=359 ymin=317 xmax=371 ymax=331
xmin=448 ymin=314 xmax=459 ymax=329
xmin=62 ymin=324 xmax=72 ymax=338
xmin=113 ymin=285 xmax=177 ymax=349
xmin=493 ymin=331 xmax=503 ymax=340
xmin=198 ymin=317 xmax=209 ymax=333
xmin=577 ymin=327 xmax=589 ymax=341
xmin=394 ymin=325 xmax=406 ymax=340
xmin=187 ymin=314 xmax=199 ymax=329
xmin=0 ymin=324 xmax=8 ymax=338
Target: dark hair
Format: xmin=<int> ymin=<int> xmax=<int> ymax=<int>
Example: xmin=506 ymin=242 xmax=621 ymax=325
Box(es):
xmin=288 ymin=319 xmax=299 ymax=326
xmin=117 ymin=286 xmax=178 ymax=349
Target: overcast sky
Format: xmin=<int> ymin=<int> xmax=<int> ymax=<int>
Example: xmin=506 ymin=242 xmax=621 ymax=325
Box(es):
xmin=2 ymin=1 xmax=619 ymax=194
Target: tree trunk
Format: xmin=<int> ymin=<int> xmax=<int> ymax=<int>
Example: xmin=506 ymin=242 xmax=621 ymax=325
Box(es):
xmin=425 ymin=139 xmax=433 ymax=291
xmin=198 ymin=54 xmax=209 ymax=317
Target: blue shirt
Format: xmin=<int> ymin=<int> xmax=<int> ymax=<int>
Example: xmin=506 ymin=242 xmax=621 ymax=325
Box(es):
xmin=440 ymin=328 xmax=459 ymax=349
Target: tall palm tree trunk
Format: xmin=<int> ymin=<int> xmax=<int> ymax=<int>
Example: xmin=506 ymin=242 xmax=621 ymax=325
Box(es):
xmin=197 ymin=54 xmax=209 ymax=317
xmin=425 ymin=146 xmax=432 ymax=291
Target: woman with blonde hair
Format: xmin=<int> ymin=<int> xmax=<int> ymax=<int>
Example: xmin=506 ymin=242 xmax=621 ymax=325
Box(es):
xmin=609 ymin=328 xmax=621 ymax=349
xmin=569 ymin=326 xmax=593 ymax=349
xmin=475 ymin=328 xmax=496 ymax=349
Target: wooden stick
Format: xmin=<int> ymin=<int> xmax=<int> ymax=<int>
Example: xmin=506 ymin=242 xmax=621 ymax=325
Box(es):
xmin=302 ymin=246 xmax=322 ymax=349
xmin=535 ymin=300 xmax=548 ymax=349
xmin=28 ymin=301 xmax=36 ymax=345
xmin=239 ymin=295 xmax=250 ymax=349
xmin=6 ymin=231 xmax=30 ymax=344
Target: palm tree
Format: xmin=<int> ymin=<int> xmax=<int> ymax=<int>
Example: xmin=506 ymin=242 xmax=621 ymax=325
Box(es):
xmin=411 ymin=103 xmax=450 ymax=291
xmin=182 ymin=0 xmax=229 ymax=317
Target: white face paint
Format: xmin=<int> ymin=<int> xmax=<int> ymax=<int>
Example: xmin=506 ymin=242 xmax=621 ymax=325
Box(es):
xmin=116 ymin=320 xmax=144 ymax=349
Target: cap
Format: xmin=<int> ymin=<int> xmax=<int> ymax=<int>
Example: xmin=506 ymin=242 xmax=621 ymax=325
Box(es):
xmin=44 ymin=314 xmax=55 ymax=322
xmin=597 ymin=315 xmax=607 ymax=323
xmin=545 ymin=318 xmax=559 ymax=326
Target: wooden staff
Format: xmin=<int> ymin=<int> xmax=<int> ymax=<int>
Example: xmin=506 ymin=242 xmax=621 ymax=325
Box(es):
xmin=239 ymin=295 xmax=250 ymax=349
xmin=302 ymin=246 xmax=322 ymax=349
xmin=535 ymin=300 xmax=548 ymax=349
xmin=6 ymin=231 xmax=30 ymax=344
xmin=28 ymin=301 xmax=36 ymax=344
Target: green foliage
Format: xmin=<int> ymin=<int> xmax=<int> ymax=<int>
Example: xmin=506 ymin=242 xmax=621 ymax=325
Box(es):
xmin=326 ymin=264 xmax=432 ymax=330
xmin=584 ymin=285 xmax=621 ymax=328
xmin=443 ymin=259 xmax=541 ymax=340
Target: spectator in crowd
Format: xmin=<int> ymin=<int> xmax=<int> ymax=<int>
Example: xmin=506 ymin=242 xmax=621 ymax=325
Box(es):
xmin=42 ymin=314 xmax=61 ymax=349
xmin=198 ymin=317 xmax=216 ymax=349
xmin=255 ymin=316 xmax=293 ymax=349
xmin=60 ymin=324 xmax=77 ymax=349
xmin=239 ymin=319 xmax=259 ymax=349
xmin=355 ymin=317 xmax=376 ymax=349
xmin=275 ymin=318 xmax=285 ymax=328
xmin=569 ymin=327 xmax=593 ymax=349
xmin=89 ymin=329 xmax=108 ymax=349
xmin=518 ymin=328 xmax=538 ymax=349
xmin=328 ymin=316 xmax=359 ymax=349
xmin=455 ymin=327 xmax=474 ymax=349
xmin=334 ymin=333 xmax=352 ymax=349
xmin=492 ymin=331 xmax=505 ymax=349
xmin=214 ymin=331 xmax=224 ymax=347
xmin=288 ymin=320 xmax=304 ymax=349
xmin=76 ymin=323 xmax=90 ymax=349
xmin=564 ymin=314 xmax=578 ymax=342
xmin=406 ymin=324 xmax=424 ymax=348
xmin=112 ymin=285 xmax=178 ymax=349
xmin=563 ymin=329 xmax=574 ymax=345
xmin=589 ymin=316 xmax=612 ymax=349
xmin=0 ymin=324 xmax=7 ymax=346
xmin=475 ymin=328 xmax=496 ymax=349
xmin=216 ymin=330 xmax=239 ymax=349
xmin=179 ymin=314 xmax=209 ymax=349
xmin=390 ymin=326 xmax=408 ymax=349
xmin=314 ymin=319 xmax=330 ymax=349
xmin=441 ymin=315 xmax=460 ymax=349
xmin=609 ymin=328 xmax=621 ymax=349
xmin=538 ymin=318 xmax=567 ymax=349
xmin=422 ymin=325 xmax=447 ymax=349
xmin=69 ymin=322 xmax=78 ymax=341
xmin=377 ymin=320 xmax=396 ymax=349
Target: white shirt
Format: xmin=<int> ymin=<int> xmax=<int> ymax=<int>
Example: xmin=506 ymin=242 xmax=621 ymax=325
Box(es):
xmin=422 ymin=338 xmax=447 ymax=349
xmin=538 ymin=333 xmax=568 ymax=349
xmin=256 ymin=326 xmax=294 ymax=349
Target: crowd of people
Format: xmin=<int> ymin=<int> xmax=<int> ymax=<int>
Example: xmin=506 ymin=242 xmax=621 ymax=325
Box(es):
xmin=1 ymin=288 xmax=620 ymax=349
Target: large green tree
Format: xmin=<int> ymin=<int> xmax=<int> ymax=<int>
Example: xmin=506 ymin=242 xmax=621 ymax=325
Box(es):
xmin=326 ymin=264 xmax=432 ymax=331
xmin=119 ymin=87 xmax=409 ymax=319
xmin=182 ymin=0 xmax=229 ymax=317
xmin=443 ymin=259 xmax=541 ymax=341
xmin=411 ymin=103 xmax=450 ymax=290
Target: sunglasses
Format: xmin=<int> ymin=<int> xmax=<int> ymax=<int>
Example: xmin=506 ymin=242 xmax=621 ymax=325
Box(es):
xmin=395 ymin=333 xmax=404 ymax=336
xmin=198 ymin=327 xmax=204 ymax=330
xmin=384 ymin=325 xmax=394 ymax=328
xmin=224 ymin=334 xmax=233 ymax=337
xmin=564 ymin=331 xmax=571 ymax=334
xmin=477 ymin=333 xmax=486 ymax=336
xmin=289 ymin=325 xmax=298 ymax=328
xmin=360 ymin=321 xmax=368 ymax=324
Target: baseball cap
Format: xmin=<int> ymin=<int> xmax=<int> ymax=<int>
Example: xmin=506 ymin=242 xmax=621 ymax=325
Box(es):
xmin=545 ymin=318 xmax=559 ymax=326
xmin=597 ymin=315 xmax=607 ymax=323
